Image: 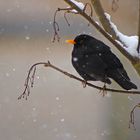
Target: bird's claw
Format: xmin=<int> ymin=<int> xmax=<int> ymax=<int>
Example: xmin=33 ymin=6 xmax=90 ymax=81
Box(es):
xmin=82 ymin=80 xmax=87 ymax=88
xmin=99 ymin=84 xmax=107 ymax=97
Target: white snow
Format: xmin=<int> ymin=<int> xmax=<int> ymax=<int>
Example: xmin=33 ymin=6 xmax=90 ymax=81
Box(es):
xmin=46 ymin=29 xmax=49 ymax=32
xmin=36 ymin=76 xmax=40 ymax=79
xmin=68 ymin=0 xmax=84 ymax=13
xmin=70 ymin=0 xmax=84 ymax=10
xmin=33 ymin=119 xmax=37 ymax=122
xmin=25 ymin=36 xmax=30 ymax=40
xmin=32 ymin=107 xmax=36 ymax=111
xmin=60 ymin=118 xmax=65 ymax=122
xmin=70 ymin=9 xmax=78 ymax=13
xmin=95 ymin=21 xmax=100 ymax=26
xmin=56 ymin=97 xmax=60 ymax=101
xmin=73 ymin=57 xmax=78 ymax=61
xmin=6 ymin=72 xmax=10 ymax=77
xmin=128 ymin=96 xmax=133 ymax=101
xmin=46 ymin=47 xmax=50 ymax=51
xmin=105 ymin=13 xmax=139 ymax=58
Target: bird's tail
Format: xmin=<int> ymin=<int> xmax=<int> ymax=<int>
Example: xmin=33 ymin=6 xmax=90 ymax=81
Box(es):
xmin=108 ymin=69 xmax=137 ymax=90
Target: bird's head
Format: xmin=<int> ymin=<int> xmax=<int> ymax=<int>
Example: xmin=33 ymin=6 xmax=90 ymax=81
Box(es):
xmin=66 ymin=34 xmax=92 ymax=47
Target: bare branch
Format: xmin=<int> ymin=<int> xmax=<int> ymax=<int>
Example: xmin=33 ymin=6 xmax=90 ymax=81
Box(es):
xmin=137 ymin=0 xmax=140 ymax=53
xmin=129 ymin=103 xmax=140 ymax=130
xmin=91 ymin=0 xmax=117 ymax=39
xmin=18 ymin=61 xmax=140 ymax=100
xmin=64 ymin=11 xmax=71 ymax=26
xmin=52 ymin=7 xmax=77 ymax=42
xmin=83 ymin=3 xmax=93 ymax=18
xmin=52 ymin=3 xmax=93 ymax=42
xmin=112 ymin=0 xmax=119 ymax=12
xmin=18 ymin=62 xmax=46 ymax=100
xmin=52 ymin=9 xmax=61 ymax=42
xmin=91 ymin=0 xmax=133 ymax=49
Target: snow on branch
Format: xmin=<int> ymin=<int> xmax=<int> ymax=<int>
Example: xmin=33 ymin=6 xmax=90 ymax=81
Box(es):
xmin=69 ymin=0 xmax=84 ymax=13
xmin=63 ymin=0 xmax=139 ymax=63
xmin=105 ymin=13 xmax=139 ymax=58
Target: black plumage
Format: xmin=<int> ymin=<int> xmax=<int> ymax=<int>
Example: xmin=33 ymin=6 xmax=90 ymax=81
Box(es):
xmin=68 ymin=34 xmax=137 ymax=90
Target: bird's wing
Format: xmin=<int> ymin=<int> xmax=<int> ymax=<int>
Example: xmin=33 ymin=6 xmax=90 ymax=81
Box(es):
xmin=99 ymin=49 xmax=130 ymax=80
xmin=73 ymin=53 xmax=108 ymax=77
xmin=90 ymin=40 xmax=124 ymax=68
xmin=88 ymin=40 xmax=130 ymax=80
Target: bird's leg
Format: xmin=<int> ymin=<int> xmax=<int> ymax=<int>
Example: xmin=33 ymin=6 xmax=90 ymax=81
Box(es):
xmin=99 ymin=83 xmax=107 ymax=97
xmin=102 ymin=83 xmax=107 ymax=97
xmin=82 ymin=80 xmax=87 ymax=88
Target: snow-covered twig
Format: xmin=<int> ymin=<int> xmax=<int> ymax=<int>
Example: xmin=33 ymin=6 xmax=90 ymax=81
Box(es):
xmin=69 ymin=0 xmax=84 ymax=13
xmin=91 ymin=0 xmax=139 ymax=59
xmin=91 ymin=0 xmax=117 ymax=39
xmin=63 ymin=0 xmax=138 ymax=63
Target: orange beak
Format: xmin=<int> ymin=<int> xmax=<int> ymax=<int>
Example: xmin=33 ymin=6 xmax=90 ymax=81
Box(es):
xmin=66 ymin=40 xmax=76 ymax=45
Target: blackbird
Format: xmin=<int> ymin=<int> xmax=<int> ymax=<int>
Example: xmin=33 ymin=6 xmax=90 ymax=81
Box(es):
xmin=66 ymin=34 xmax=137 ymax=90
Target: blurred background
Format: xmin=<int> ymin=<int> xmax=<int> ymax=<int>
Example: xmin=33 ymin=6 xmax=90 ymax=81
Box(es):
xmin=0 ymin=0 xmax=140 ymax=140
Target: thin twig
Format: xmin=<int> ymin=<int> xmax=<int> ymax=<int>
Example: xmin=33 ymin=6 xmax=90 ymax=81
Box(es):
xmin=112 ymin=0 xmax=119 ymax=12
xmin=18 ymin=62 xmax=46 ymax=100
xmin=137 ymin=0 xmax=140 ymax=53
xmin=52 ymin=3 xmax=93 ymax=42
xmin=52 ymin=7 xmax=74 ymax=42
xmin=18 ymin=61 xmax=140 ymax=100
xmin=83 ymin=3 xmax=93 ymax=17
xmin=64 ymin=11 xmax=71 ymax=26
xmin=129 ymin=103 xmax=140 ymax=130
xmin=52 ymin=9 xmax=61 ymax=42
xmin=91 ymin=0 xmax=122 ymax=41
xmin=83 ymin=3 xmax=93 ymax=26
